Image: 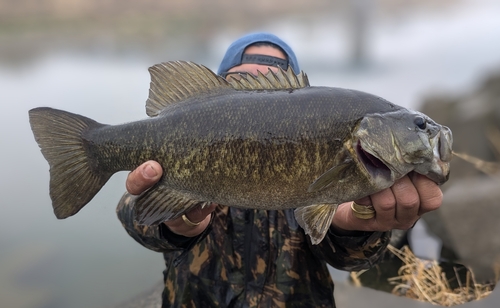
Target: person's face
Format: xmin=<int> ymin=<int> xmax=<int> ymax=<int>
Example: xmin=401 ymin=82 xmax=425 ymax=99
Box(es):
xmin=225 ymin=45 xmax=286 ymax=79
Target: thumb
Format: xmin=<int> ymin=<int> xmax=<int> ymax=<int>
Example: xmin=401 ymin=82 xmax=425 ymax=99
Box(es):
xmin=126 ymin=161 xmax=163 ymax=195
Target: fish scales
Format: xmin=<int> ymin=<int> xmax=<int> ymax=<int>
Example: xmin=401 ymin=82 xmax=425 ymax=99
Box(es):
xmin=83 ymin=87 xmax=396 ymax=205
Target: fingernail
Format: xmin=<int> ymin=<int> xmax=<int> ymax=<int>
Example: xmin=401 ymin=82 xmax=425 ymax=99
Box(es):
xmin=143 ymin=164 xmax=158 ymax=179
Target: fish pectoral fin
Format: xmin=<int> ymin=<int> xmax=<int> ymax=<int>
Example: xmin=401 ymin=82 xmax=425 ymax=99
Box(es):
xmin=308 ymin=161 xmax=351 ymax=193
xmin=134 ymin=182 xmax=209 ymax=226
xmin=294 ymin=204 xmax=338 ymax=245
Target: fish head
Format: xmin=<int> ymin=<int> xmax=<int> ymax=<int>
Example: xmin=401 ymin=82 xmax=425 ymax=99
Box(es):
xmin=353 ymin=109 xmax=452 ymax=185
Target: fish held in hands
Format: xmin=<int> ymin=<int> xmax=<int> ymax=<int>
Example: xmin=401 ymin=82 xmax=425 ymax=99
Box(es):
xmin=29 ymin=61 xmax=452 ymax=244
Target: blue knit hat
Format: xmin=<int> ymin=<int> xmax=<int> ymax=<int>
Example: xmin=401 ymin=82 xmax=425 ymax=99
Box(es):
xmin=217 ymin=32 xmax=300 ymax=76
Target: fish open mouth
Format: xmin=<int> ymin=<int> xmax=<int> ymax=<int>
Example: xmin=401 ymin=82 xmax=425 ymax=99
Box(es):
xmin=356 ymin=142 xmax=392 ymax=180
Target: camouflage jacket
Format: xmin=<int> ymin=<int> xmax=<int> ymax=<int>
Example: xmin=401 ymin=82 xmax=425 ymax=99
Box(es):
xmin=117 ymin=193 xmax=390 ymax=308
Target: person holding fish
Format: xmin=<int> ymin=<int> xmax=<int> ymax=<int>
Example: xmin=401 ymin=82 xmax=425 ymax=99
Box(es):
xmin=30 ymin=32 xmax=449 ymax=307
xmin=116 ymin=33 xmax=445 ymax=307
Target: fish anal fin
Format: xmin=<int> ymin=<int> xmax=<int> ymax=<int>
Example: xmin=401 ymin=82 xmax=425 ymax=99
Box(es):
xmin=134 ymin=182 xmax=209 ymax=225
xmin=294 ymin=204 xmax=338 ymax=245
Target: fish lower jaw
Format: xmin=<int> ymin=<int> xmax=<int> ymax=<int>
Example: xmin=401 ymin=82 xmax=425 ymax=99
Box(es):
xmin=414 ymin=160 xmax=450 ymax=185
xmin=356 ymin=141 xmax=393 ymax=184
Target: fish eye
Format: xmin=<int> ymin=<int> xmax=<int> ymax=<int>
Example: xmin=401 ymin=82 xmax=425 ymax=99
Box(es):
xmin=414 ymin=116 xmax=426 ymax=130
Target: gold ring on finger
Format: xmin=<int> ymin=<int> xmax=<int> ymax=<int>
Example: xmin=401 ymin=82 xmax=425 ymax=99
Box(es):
xmin=350 ymin=201 xmax=376 ymax=219
xmin=181 ymin=214 xmax=202 ymax=227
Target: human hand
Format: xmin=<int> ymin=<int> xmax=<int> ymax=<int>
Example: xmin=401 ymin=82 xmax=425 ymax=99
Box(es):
xmin=126 ymin=161 xmax=216 ymax=237
xmin=163 ymin=202 xmax=217 ymax=237
xmin=331 ymin=172 xmax=443 ymax=233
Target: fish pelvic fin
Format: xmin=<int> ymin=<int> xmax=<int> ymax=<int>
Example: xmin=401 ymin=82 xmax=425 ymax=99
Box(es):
xmin=134 ymin=182 xmax=210 ymax=225
xmin=146 ymin=61 xmax=232 ymax=117
xmin=29 ymin=107 xmax=111 ymax=219
xmin=294 ymin=204 xmax=338 ymax=245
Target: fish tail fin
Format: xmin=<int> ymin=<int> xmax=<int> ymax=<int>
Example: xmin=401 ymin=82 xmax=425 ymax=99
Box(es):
xmin=295 ymin=204 xmax=338 ymax=245
xmin=29 ymin=107 xmax=111 ymax=219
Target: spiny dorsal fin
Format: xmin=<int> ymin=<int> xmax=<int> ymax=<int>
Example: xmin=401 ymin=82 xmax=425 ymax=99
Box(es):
xmin=146 ymin=61 xmax=310 ymax=117
xmin=146 ymin=61 xmax=231 ymax=117
xmin=227 ymin=66 xmax=310 ymax=90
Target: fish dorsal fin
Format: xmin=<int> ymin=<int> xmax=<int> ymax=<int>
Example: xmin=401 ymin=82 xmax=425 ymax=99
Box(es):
xmin=227 ymin=66 xmax=310 ymax=90
xmin=146 ymin=61 xmax=231 ymax=117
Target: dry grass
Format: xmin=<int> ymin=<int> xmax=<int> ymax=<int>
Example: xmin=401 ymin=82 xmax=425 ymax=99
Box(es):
xmin=453 ymin=126 xmax=500 ymax=176
xmin=385 ymin=245 xmax=494 ymax=306
xmin=452 ymin=151 xmax=500 ymax=176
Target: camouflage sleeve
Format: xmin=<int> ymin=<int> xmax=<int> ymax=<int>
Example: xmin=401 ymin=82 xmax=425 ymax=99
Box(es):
xmin=308 ymin=228 xmax=391 ymax=272
xmin=116 ymin=192 xmax=212 ymax=254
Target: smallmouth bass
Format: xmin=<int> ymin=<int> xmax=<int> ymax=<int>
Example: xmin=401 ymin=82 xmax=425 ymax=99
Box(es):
xmin=29 ymin=61 xmax=452 ymax=244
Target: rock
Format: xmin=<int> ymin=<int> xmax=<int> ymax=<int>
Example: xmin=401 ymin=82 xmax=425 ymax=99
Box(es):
xmin=420 ymin=70 xmax=500 ymax=283
xmin=425 ymin=176 xmax=500 ymax=282
xmin=421 ymin=71 xmax=500 ymax=180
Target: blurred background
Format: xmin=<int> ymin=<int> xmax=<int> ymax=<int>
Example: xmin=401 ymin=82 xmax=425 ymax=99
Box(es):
xmin=1 ymin=0 xmax=500 ymax=307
